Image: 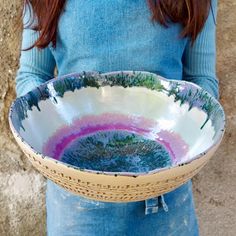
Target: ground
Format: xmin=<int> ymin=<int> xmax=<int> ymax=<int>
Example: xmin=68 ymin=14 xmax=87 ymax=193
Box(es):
xmin=0 ymin=1 xmax=235 ymax=235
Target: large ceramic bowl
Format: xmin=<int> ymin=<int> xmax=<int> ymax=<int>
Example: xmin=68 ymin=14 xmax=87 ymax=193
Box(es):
xmin=9 ymin=71 xmax=225 ymax=202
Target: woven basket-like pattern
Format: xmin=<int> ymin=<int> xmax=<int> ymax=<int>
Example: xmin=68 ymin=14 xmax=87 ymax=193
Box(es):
xmin=14 ymin=129 xmax=219 ymax=202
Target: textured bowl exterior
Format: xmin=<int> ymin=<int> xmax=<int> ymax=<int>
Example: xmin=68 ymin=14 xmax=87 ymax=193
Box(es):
xmin=10 ymin=126 xmax=221 ymax=202
xmin=9 ymin=71 xmax=225 ymax=202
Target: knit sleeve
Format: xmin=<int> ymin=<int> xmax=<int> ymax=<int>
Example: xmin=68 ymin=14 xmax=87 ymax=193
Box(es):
xmin=182 ymin=0 xmax=219 ymax=100
xmin=15 ymin=4 xmax=56 ymax=98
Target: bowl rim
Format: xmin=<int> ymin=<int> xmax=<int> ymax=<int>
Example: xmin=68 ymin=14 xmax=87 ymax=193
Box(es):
xmin=8 ymin=70 xmax=226 ymax=177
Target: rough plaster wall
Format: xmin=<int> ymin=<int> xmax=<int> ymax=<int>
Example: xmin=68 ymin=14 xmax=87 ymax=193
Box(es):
xmin=0 ymin=1 xmax=46 ymax=235
xmin=0 ymin=1 xmax=235 ymax=235
xmin=192 ymin=1 xmax=236 ymax=236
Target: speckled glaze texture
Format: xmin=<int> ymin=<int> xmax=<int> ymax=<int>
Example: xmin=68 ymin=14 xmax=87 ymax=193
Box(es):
xmin=8 ymin=71 xmax=225 ymax=202
xmin=42 ymin=113 xmax=185 ymax=172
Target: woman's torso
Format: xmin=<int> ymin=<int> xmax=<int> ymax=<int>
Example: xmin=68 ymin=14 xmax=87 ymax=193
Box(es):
xmin=49 ymin=0 xmax=188 ymax=79
xmin=45 ymin=1 xmax=198 ymax=235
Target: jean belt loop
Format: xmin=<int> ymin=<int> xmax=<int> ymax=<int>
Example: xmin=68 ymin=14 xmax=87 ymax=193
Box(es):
xmin=144 ymin=195 xmax=169 ymax=215
xmin=159 ymin=195 xmax=168 ymax=212
xmin=145 ymin=196 xmax=159 ymax=215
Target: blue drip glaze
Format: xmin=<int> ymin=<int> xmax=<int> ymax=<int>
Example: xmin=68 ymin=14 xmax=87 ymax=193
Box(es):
xmin=11 ymin=71 xmax=224 ymax=134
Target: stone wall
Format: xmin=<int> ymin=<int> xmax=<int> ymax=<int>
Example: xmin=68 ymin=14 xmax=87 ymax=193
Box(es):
xmin=0 ymin=1 xmax=235 ymax=235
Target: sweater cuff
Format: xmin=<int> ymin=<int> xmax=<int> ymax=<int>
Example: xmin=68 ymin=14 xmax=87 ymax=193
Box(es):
xmin=193 ymin=80 xmax=219 ymax=101
xmin=16 ymin=78 xmax=45 ymax=98
xmin=183 ymin=77 xmax=219 ymax=101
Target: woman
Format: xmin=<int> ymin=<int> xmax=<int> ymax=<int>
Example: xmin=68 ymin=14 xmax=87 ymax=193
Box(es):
xmin=15 ymin=0 xmax=219 ymax=235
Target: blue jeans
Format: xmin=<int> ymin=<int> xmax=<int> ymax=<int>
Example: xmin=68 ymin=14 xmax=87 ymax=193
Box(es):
xmin=46 ymin=180 xmax=199 ymax=235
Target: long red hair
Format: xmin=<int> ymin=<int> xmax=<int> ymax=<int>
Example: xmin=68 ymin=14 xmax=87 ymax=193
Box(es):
xmin=24 ymin=0 xmax=213 ymax=50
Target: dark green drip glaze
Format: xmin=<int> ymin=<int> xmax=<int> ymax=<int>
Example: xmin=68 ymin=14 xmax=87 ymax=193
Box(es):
xmin=11 ymin=71 xmax=223 ymax=134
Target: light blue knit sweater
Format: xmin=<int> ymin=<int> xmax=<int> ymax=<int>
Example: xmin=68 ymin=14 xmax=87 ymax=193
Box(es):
xmin=15 ymin=0 xmax=219 ymax=100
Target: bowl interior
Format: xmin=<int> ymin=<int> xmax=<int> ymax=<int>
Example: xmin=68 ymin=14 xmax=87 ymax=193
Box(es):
xmin=10 ymin=71 xmax=225 ymax=173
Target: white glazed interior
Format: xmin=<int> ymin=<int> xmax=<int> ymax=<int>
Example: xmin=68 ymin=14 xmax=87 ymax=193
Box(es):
xmin=20 ymin=86 xmax=215 ymax=164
